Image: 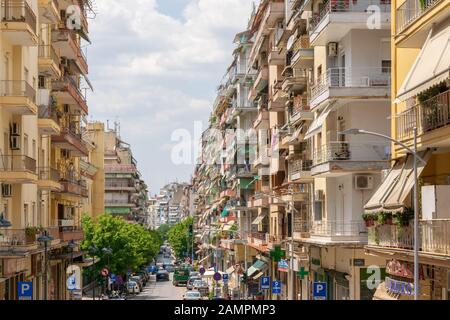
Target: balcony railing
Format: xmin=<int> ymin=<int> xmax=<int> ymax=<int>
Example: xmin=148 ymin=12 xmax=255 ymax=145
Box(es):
xmin=396 ymin=90 xmax=450 ymax=141
xmin=289 ymin=159 xmax=313 ymax=177
xmin=310 ymin=0 xmax=391 ymax=32
xmin=311 ymin=67 xmax=391 ymax=99
xmin=38 ymin=167 xmax=60 ymax=181
xmin=38 ymin=105 xmax=60 ymax=123
xmin=105 ymin=165 xmax=137 ymax=174
xmin=396 ymin=0 xmax=441 ymax=34
xmin=311 ymin=220 xmax=367 ymax=237
xmin=0 ymin=155 xmax=36 ymax=173
xmin=368 ymin=224 xmax=414 ymax=249
xmin=60 ymin=178 xmax=88 ymax=197
xmin=38 ymin=45 xmax=60 ymax=65
xmin=294 ymin=219 xmax=311 ymax=233
xmin=0 ymin=80 xmax=36 ymax=102
xmin=1 ymin=0 xmax=37 ymax=35
xmin=0 ymin=229 xmax=35 ymax=246
xmin=421 ymin=219 xmax=450 ymax=255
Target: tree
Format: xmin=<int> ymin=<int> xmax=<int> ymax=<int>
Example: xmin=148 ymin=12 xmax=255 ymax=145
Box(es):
xmin=157 ymin=224 xmax=171 ymax=241
xmin=81 ymin=214 xmax=162 ymax=279
xmin=167 ymin=217 xmax=194 ymax=258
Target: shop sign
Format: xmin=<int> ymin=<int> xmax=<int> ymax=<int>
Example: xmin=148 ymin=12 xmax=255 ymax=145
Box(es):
xmin=385 ymin=277 xmax=414 ymax=296
xmin=386 ymin=260 xmax=425 ymax=280
xmin=278 ymin=259 xmax=289 ymax=272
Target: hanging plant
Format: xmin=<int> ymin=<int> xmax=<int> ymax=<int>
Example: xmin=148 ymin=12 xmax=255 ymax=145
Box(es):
xmin=377 ymin=212 xmax=393 ymax=225
xmin=362 ymin=212 xmax=376 ymax=227
xmin=394 ymin=208 xmax=415 ymax=227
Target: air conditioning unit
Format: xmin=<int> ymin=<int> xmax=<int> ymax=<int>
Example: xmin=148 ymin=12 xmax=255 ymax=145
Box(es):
xmin=355 ymin=175 xmax=374 ymax=190
xmin=315 ymin=190 xmax=324 ymax=200
xmin=328 ymin=42 xmax=338 ymax=57
xmin=2 ymin=184 xmax=12 ymax=197
xmin=10 ymin=135 xmax=21 ymax=150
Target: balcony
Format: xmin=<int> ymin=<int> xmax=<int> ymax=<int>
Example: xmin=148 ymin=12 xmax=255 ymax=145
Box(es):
xmin=289 ymin=159 xmax=313 ymax=182
xmin=395 ymin=90 xmax=450 ymax=147
xmin=0 ymin=229 xmax=39 ymax=253
xmin=290 ymin=109 xmax=314 ymax=125
xmin=38 ymin=104 xmax=61 ymax=135
xmin=253 ymin=147 xmax=271 ymax=168
xmin=0 ymin=155 xmax=37 ymax=183
xmin=281 ymin=67 xmax=308 ymax=93
xmin=252 ymin=66 xmax=269 ymax=94
xmin=59 ymin=178 xmax=88 ymax=198
xmin=76 ymin=48 xmax=88 ymax=75
xmin=253 ymin=110 xmax=270 ymax=129
xmin=105 ymin=164 xmax=137 ymax=175
xmin=52 ymin=125 xmax=89 ymax=157
xmin=312 ymin=141 xmax=390 ymax=176
xmin=293 ymin=219 xmax=311 ymax=240
xmin=309 ymin=0 xmax=391 ymax=46
xmin=58 ymin=220 xmax=84 ymax=242
xmin=310 ymin=67 xmax=391 ymax=109
xmin=105 ymin=182 xmax=135 ymax=191
xmin=291 ymin=35 xmax=313 ymax=68
xmin=220 ymin=189 xmax=236 ymax=199
xmin=38 ymin=45 xmax=61 ymax=78
xmin=396 ymin=0 xmax=443 ymax=34
xmin=368 ymin=219 xmax=450 ymax=256
xmin=0 ymin=0 xmax=38 ymax=46
xmin=37 ymin=167 xmax=62 ymax=191
xmin=271 ymin=80 xmax=288 ymax=106
xmin=247 ymin=232 xmax=269 ymax=248
xmin=38 ymin=0 xmax=59 ymax=24
xmin=105 ymin=199 xmax=136 ymax=208
xmin=52 ymin=76 xmax=88 ymax=114
xmin=268 ymin=48 xmax=284 ymax=66
xmin=249 ymin=194 xmax=270 ymax=208
xmin=0 ymin=80 xmax=37 ymax=115
xmin=310 ymin=220 xmax=368 ymax=243
xmin=267 ymin=234 xmax=283 ymax=249
xmin=52 ymin=27 xmax=79 ymax=60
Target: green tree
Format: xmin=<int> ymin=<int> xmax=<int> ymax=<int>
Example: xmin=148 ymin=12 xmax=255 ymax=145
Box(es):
xmin=167 ymin=217 xmax=194 ymax=258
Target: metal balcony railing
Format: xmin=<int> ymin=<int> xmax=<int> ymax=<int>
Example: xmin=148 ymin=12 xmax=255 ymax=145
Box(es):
xmin=289 ymin=159 xmax=313 ymax=176
xmin=396 ymin=90 xmax=450 ymax=141
xmin=311 ymin=67 xmax=391 ymax=99
xmin=38 ymin=105 xmax=60 ymax=123
xmin=0 ymin=155 xmax=36 ymax=173
xmin=0 ymin=229 xmax=34 ymax=246
xmin=38 ymin=45 xmax=60 ymax=65
xmin=310 ymin=0 xmax=391 ymax=32
xmin=38 ymin=167 xmax=60 ymax=181
xmin=313 ymin=141 xmax=390 ymax=165
xmin=312 ymin=220 xmax=367 ymax=237
xmin=1 ymin=0 xmax=37 ymax=34
xmin=294 ymin=219 xmax=311 ymax=233
xmin=396 ymin=0 xmax=441 ymax=34
xmin=0 ymin=80 xmax=36 ymax=102
xmin=52 ymin=76 xmax=86 ymax=102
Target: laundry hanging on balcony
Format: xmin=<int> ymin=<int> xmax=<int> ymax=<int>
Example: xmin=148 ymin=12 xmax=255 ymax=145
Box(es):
xmin=395 ymin=21 xmax=450 ymax=102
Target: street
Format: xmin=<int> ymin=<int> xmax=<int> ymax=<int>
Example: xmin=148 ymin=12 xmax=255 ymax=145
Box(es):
xmin=131 ymin=273 xmax=186 ymax=300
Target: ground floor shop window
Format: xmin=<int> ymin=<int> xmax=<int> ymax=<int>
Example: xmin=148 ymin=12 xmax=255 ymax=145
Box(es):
xmin=336 ymin=283 xmax=350 ymax=300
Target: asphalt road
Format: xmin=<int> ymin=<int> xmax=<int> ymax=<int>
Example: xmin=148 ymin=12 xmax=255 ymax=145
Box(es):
xmin=130 ymin=273 xmax=186 ymax=300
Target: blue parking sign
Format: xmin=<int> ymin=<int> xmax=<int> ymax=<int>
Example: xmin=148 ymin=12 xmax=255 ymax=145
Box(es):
xmin=313 ymin=282 xmax=327 ymax=300
xmin=18 ymin=282 xmax=33 ymax=300
xmin=272 ymin=280 xmax=281 ymax=294
xmin=222 ymin=273 xmax=229 ymax=283
xmin=261 ymin=276 xmax=270 ymax=290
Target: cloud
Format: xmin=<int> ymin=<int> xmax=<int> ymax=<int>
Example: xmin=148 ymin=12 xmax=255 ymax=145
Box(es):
xmin=88 ymin=0 xmax=253 ymax=193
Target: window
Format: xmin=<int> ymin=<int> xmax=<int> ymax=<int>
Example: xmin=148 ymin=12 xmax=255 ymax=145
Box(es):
xmin=314 ymin=201 xmax=323 ymax=221
xmin=317 ymin=65 xmax=322 ymax=84
xmin=38 ymin=76 xmax=46 ymax=89
xmin=24 ymin=204 xmax=29 ymax=227
xmin=382 ymin=60 xmax=391 ymax=73
xmin=32 ymin=139 xmax=36 ymax=159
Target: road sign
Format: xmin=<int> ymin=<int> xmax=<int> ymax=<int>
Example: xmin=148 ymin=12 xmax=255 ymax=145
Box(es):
xmin=272 ymin=280 xmax=281 ymax=295
xmin=18 ymin=282 xmax=33 ymax=300
xmin=313 ymin=282 xmax=327 ymax=300
xmin=261 ymin=276 xmax=271 ymax=290
xmin=101 ymin=268 xmax=109 ymax=277
xmin=67 ymin=275 xmax=77 ymax=291
xmin=110 ymin=273 xmax=117 ymax=282
xmin=222 ymin=273 xmax=229 ymax=283
xmin=199 ymin=267 xmax=205 ymax=275
xmin=213 ymin=272 xmax=222 ymax=281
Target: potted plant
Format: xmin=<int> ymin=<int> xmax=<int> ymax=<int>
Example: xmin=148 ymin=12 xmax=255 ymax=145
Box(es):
xmin=25 ymin=227 xmax=39 ymax=243
xmin=377 ymin=212 xmax=393 ymax=225
xmin=362 ymin=213 xmax=376 ymax=227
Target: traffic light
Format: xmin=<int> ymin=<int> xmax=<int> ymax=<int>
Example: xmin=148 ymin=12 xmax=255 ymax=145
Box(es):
xmin=188 ymin=224 xmax=193 ymax=237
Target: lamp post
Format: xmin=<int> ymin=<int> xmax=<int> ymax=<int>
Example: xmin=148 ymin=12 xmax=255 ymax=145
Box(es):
xmin=68 ymin=240 xmax=77 ymax=300
xmin=89 ymin=245 xmax=98 ymax=300
xmin=0 ymin=213 xmax=12 ymax=228
xmin=341 ymin=128 xmax=426 ymax=300
xmin=37 ymin=231 xmax=54 ymax=300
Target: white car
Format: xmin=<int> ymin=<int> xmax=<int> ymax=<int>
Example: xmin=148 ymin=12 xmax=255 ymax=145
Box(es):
xmin=127 ymin=281 xmax=140 ymax=294
xmin=183 ymin=291 xmax=202 ymax=300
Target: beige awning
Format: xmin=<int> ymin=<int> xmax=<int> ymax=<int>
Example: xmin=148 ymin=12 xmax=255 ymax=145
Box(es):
xmin=252 ymin=214 xmax=267 ymax=225
xmin=304 ymin=103 xmax=334 ymax=140
xmin=373 ymin=282 xmax=400 ymax=300
xmin=289 ymin=126 xmax=304 ymax=144
xmin=364 ymin=150 xmax=433 ymax=213
xmin=396 ymin=21 xmax=450 ymax=102
xmin=198 ymin=255 xmax=211 ymax=264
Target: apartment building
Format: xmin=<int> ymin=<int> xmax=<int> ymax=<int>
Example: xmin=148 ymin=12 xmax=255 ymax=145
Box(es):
xmin=364 ymin=0 xmax=450 ymax=300
xmin=0 ymin=0 xmax=98 ymax=300
xmin=104 ymin=125 xmax=149 ymax=224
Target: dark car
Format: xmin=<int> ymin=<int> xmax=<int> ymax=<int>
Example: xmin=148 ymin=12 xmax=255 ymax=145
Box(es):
xmin=164 ymin=264 xmax=175 ymax=273
xmin=156 ymin=270 xmax=170 ymax=281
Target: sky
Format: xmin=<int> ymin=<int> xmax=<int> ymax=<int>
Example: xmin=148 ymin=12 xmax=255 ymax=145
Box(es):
xmin=87 ymin=0 xmax=254 ymax=195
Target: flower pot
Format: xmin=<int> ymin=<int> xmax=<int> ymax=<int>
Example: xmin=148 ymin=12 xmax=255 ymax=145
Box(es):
xmin=364 ymin=220 xmax=375 ymax=227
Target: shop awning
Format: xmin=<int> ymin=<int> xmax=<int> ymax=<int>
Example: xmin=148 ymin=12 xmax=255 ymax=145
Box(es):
xmin=373 ymin=282 xmax=400 ymax=300
xmin=252 ymin=214 xmax=267 ymax=225
xmin=304 ymin=103 xmax=334 ymax=140
xmin=247 ymin=260 xmax=267 ymax=277
xmin=364 ymin=150 xmax=433 ymax=213
xmin=221 ymin=207 xmax=230 ymax=217
xmin=396 ymin=21 xmax=450 ymax=102
xmin=198 ymin=255 xmax=211 ymax=264
xmin=253 ymin=271 xmax=265 ymax=280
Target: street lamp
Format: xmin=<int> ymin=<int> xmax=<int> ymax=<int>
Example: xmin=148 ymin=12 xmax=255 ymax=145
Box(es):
xmin=0 ymin=213 xmax=12 ymax=228
xmin=341 ymin=128 xmax=426 ymax=301
xmin=37 ymin=231 xmax=54 ymax=300
xmin=68 ymin=240 xmax=77 ymax=300
xmin=89 ymin=245 xmax=98 ymax=300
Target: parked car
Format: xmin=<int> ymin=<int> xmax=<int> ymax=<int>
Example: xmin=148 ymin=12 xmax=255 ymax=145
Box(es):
xmin=129 ymin=276 xmax=144 ymax=291
xmin=187 ymin=277 xmax=201 ymax=290
xmin=156 ymin=269 xmax=170 ymax=281
xmin=137 ymin=271 xmax=149 ymax=284
xmin=164 ymin=264 xmax=175 ymax=273
xmin=192 ymin=280 xmax=209 ymax=296
xmin=127 ymin=281 xmax=140 ymax=294
xmin=183 ymin=291 xmax=202 ymax=301
xmin=189 ymin=271 xmax=200 ymax=278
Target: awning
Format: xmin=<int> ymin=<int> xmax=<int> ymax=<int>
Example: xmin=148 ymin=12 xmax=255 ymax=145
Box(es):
xmin=247 ymin=260 xmax=267 ymax=276
xmin=289 ymin=125 xmax=304 ymax=144
xmin=364 ymin=150 xmax=433 ymax=213
xmin=373 ymin=282 xmax=400 ymax=301
xmin=252 ymin=214 xmax=267 ymax=225
xmin=221 ymin=207 xmax=230 ymax=217
xmin=198 ymin=255 xmax=211 ymax=264
xmin=304 ymin=103 xmax=334 ymax=140
xmin=287 ymin=29 xmax=298 ymax=51
xmin=396 ymin=21 xmax=450 ymax=102
xmin=253 ymin=271 xmax=264 ymax=280
xmin=226 ymin=265 xmax=236 ymax=275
